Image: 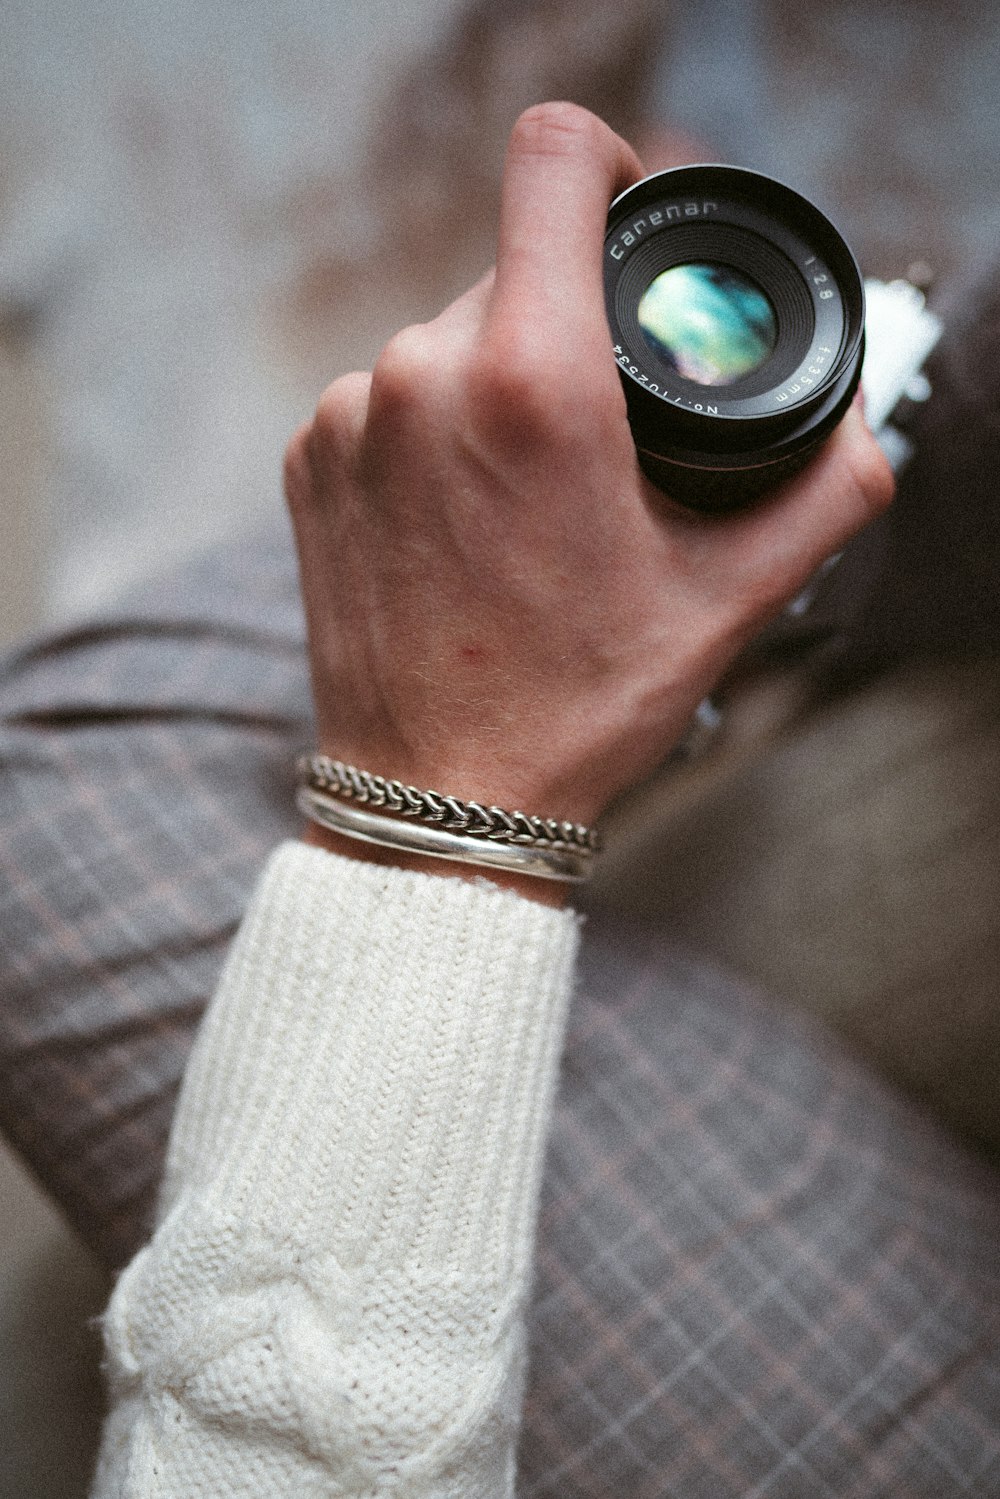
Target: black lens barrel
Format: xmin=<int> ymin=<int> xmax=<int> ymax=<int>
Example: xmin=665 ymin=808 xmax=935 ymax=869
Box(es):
xmin=605 ymin=165 xmax=865 ymax=511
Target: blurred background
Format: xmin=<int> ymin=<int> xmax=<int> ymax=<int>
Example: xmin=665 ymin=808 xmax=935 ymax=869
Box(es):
xmin=4 ymin=0 xmax=1000 ymax=642
xmin=1 ymin=1 xmax=999 ymax=1492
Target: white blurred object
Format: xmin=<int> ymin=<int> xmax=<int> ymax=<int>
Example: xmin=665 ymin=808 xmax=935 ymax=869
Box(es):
xmin=861 ymin=277 xmax=943 ymax=461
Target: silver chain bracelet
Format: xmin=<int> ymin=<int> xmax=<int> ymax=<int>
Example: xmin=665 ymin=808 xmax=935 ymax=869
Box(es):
xmin=296 ymin=755 xmax=601 ymax=883
xmin=298 ymin=755 xmax=601 ymax=852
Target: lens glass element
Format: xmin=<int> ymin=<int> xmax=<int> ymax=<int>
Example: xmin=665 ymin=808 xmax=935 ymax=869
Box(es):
xmin=637 ymin=262 xmax=778 ymax=387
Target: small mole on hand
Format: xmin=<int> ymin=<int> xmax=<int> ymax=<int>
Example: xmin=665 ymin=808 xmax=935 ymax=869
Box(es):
xmin=460 ymin=643 xmax=487 ymax=664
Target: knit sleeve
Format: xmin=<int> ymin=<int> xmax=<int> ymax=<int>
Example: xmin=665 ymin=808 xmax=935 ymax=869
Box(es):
xmin=92 ymin=841 xmax=579 ymax=1497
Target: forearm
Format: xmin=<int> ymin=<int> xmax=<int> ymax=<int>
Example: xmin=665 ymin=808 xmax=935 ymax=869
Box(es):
xmin=93 ymin=842 xmax=578 ymax=1497
xmin=90 ymin=96 xmax=893 ymax=1499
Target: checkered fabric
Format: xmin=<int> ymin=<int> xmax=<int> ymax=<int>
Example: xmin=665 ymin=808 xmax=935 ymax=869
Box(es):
xmin=1 ymin=522 xmax=998 ymax=1496
xmin=522 ymin=925 xmax=1000 ymax=1497
xmin=0 ymin=531 xmax=311 ymax=1259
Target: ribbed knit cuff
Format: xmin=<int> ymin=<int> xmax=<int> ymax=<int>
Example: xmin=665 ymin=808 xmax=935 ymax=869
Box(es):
xmin=159 ymin=842 xmax=580 ymax=1279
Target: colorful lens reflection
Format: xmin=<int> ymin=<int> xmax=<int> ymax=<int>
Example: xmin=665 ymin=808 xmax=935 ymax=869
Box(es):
xmin=637 ymin=263 xmax=777 ymax=387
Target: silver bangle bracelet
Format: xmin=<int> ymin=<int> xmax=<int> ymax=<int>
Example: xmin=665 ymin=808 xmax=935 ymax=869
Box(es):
xmin=296 ymin=785 xmax=596 ymax=882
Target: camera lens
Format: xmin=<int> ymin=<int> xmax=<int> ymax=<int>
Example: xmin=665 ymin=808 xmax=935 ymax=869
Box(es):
xmin=605 ymin=166 xmax=865 ymax=511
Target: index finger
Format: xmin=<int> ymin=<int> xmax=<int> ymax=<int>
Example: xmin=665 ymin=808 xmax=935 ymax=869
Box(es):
xmin=491 ymin=103 xmax=644 ymax=346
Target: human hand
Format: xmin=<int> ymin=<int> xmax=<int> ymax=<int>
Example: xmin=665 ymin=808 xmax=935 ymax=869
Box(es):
xmin=284 ymin=103 xmax=892 ymax=854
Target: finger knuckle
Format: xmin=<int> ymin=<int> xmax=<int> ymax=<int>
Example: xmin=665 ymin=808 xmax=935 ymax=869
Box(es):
xmin=467 ymin=338 xmax=565 ymax=447
xmin=311 ymin=376 xmax=364 ymax=460
xmin=823 ymin=408 xmax=896 ymax=529
xmin=369 ymin=325 xmax=438 ymax=421
xmin=850 ymin=427 xmax=896 ymax=520
xmin=509 ymin=101 xmax=603 ymax=161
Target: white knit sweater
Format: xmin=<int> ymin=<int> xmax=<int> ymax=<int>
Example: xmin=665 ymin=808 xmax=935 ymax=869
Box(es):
xmin=93 ymin=841 xmax=579 ymax=1497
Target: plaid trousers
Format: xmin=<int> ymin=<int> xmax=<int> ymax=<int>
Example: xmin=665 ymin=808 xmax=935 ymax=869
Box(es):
xmin=0 ymin=525 xmax=998 ymax=1497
